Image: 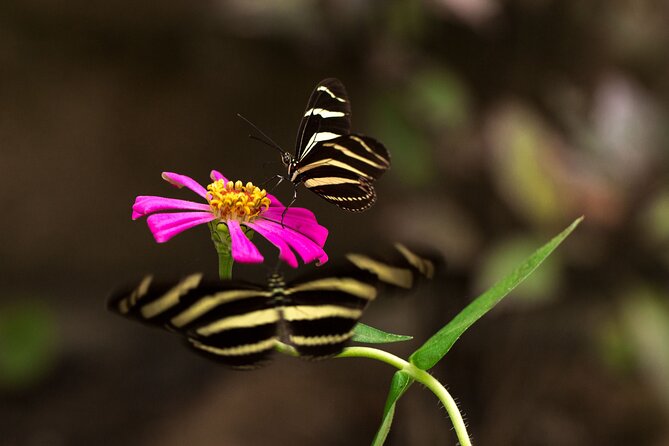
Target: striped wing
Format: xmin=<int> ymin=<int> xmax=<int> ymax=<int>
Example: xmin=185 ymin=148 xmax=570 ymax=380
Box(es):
xmin=295 ymin=78 xmax=351 ymax=162
xmin=107 ymin=246 xmax=435 ymax=368
xmin=280 ymin=244 xmax=437 ymax=357
xmin=346 ymin=243 xmax=437 ymax=290
xmin=293 ymin=134 xmax=391 ymax=211
xmin=108 ymin=274 xmax=279 ymax=369
xmin=281 ymin=276 xmax=378 ymax=358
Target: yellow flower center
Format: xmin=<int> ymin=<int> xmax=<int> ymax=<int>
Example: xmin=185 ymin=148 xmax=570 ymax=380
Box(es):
xmin=206 ymin=179 xmax=271 ymax=222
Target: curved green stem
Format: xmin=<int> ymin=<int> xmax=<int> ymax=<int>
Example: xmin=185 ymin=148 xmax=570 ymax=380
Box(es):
xmin=337 ymin=346 xmax=472 ymax=446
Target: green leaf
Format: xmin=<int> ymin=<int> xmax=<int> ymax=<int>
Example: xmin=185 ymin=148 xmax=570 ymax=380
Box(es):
xmin=371 ymin=370 xmax=414 ymax=446
xmin=409 ymin=217 xmax=583 ymax=370
xmin=352 ymin=323 xmax=413 ymax=344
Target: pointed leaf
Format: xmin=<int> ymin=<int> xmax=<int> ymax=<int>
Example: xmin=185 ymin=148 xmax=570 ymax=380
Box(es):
xmin=371 ymin=370 xmax=414 ymax=446
xmin=410 ymin=217 xmax=583 ymax=370
xmin=352 ymin=323 xmax=413 ymax=344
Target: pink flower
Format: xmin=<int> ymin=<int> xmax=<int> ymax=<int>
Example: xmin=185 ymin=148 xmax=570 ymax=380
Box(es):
xmin=132 ymin=170 xmax=328 ymax=268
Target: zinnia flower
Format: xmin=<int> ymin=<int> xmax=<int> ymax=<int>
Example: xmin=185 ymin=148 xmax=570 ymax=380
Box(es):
xmin=132 ymin=170 xmax=328 ymax=267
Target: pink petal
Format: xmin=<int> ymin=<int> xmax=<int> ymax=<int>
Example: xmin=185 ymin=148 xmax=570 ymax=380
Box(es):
xmin=161 ymin=172 xmax=208 ymax=198
xmin=267 ymin=193 xmax=284 ymax=208
xmin=244 ymin=221 xmax=298 ymax=268
xmin=210 ymin=170 xmax=228 ymax=182
xmin=263 ymin=205 xmax=317 ymax=221
xmin=261 ymin=207 xmax=328 ymax=246
xmin=146 ymin=212 xmax=216 ymax=243
xmin=246 ymin=219 xmax=328 ymax=267
xmin=227 ymin=219 xmax=264 ymax=264
xmin=132 ymin=196 xmax=210 ymax=220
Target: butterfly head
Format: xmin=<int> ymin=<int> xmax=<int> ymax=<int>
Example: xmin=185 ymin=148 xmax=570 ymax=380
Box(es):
xmin=281 ymin=152 xmax=293 ymax=167
xmin=283 ymin=154 xmax=299 ymax=179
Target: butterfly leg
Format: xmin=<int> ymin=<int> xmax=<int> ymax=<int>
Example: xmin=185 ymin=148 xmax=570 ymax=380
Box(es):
xmin=280 ymin=183 xmax=300 ymax=227
xmin=259 ymin=174 xmax=288 ymax=192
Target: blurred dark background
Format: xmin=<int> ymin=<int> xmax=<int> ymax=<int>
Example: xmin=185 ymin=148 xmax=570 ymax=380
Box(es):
xmin=2 ymin=1 xmax=669 ymax=445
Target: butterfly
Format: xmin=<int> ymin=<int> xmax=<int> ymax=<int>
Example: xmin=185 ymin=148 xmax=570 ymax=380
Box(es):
xmin=108 ymin=244 xmax=434 ymax=369
xmin=248 ymin=78 xmax=391 ymax=212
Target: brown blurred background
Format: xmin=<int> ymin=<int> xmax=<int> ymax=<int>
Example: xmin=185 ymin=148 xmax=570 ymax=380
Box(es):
xmin=2 ymin=1 xmax=669 ymax=445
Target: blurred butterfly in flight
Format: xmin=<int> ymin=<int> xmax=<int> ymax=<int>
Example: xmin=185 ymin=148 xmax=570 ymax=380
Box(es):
xmin=108 ymin=244 xmax=435 ymax=369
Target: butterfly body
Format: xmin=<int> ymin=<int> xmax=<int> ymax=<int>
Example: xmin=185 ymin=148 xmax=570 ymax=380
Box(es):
xmin=282 ymin=78 xmax=391 ymax=212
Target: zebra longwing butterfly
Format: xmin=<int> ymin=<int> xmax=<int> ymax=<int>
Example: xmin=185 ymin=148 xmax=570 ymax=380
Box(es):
xmin=257 ymin=78 xmax=390 ymax=212
xmin=108 ymin=245 xmax=434 ymax=369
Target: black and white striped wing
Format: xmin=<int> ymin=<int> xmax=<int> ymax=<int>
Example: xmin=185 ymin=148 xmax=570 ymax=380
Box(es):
xmin=108 ymin=274 xmax=280 ymax=369
xmin=291 ymin=78 xmax=391 ymax=211
xmin=281 ymin=276 xmax=378 ymax=358
xmin=107 ymin=246 xmax=437 ymax=368
xmin=295 ymin=78 xmax=351 ymax=162
xmin=346 ymin=243 xmax=436 ymax=290
xmin=293 ymin=134 xmax=391 ymax=211
xmin=279 ymin=244 xmax=437 ymax=357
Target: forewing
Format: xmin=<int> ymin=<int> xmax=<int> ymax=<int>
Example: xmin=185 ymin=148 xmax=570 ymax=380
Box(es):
xmin=295 ymin=78 xmax=352 ymax=161
xmin=108 ymin=275 xmax=279 ymax=369
xmin=281 ymin=275 xmax=378 ymax=359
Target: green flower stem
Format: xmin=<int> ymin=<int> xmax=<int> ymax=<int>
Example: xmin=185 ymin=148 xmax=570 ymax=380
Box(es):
xmin=337 ymin=346 xmax=472 ymax=446
xmin=216 ymin=249 xmax=234 ymax=280
xmin=210 ymin=221 xmax=234 ymax=280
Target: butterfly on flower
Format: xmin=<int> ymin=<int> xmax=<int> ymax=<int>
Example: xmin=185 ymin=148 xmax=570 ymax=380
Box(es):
xmin=247 ymin=78 xmax=391 ymax=213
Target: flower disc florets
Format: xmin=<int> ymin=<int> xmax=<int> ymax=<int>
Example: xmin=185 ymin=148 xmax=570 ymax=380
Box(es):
xmin=206 ymin=179 xmax=271 ymax=222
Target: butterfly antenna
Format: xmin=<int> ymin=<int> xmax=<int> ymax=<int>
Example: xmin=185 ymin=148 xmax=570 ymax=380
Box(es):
xmin=237 ymin=113 xmax=287 ymax=155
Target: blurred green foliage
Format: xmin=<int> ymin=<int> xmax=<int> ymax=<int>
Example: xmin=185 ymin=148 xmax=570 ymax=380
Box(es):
xmin=407 ymin=68 xmax=471 ymax=132
xmin=640 ymin=189 xmax=669 ymax=245
xmin=370 ymin=94 xmax=434 ymax=187
xmin=488 ymin=105 xmax=570 ymax=226
xmin=0 ymin=300 xmax=58 ymax=391
xmin=596 ymin=285 xmax=669 ymax=409
xmin=618 ymin=286 xmax=669 ymax=408
xmin=369 ymin=66 xmax=471 ymax=187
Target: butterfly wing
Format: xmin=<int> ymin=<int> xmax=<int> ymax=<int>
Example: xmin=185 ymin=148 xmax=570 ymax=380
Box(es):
xmin=346 ymin=243 xmax=438 ymax=290
xmin=279 ymin=244 xmax=438 ymax=358
xmin=292 ymin=134 xmax=391 ymax=211
xmin=108 ymin=246 xmax=438 ymax=367
xmin=295 ymin=78 xmax=352 ymax=162
xmin=281 ymin=274 xmax=378 ymax=358
xmin=108 ymin=274 xmax=279 ymax=369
